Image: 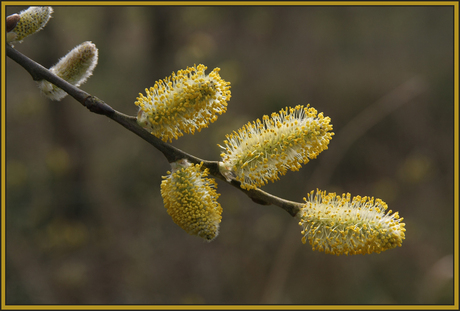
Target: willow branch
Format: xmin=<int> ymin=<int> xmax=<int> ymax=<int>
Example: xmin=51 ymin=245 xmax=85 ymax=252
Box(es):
xmin=6 ymin=44 xmax=303 ymax=217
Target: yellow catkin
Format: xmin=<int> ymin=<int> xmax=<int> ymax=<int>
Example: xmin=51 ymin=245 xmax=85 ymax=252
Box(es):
xmin=297 ymin=189 xmax=406 ymax=255
xmin=160 ymin=159 xmax=222 ymax=241
xmin=218 ymin=105 xmax=334 ymax=189
xmin=135 ymin=64 xmax=231 ymax=142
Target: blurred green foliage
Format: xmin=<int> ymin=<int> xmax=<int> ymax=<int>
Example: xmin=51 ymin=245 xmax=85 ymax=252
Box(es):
xmin=5 ymin=5 xmax=454 ymax=305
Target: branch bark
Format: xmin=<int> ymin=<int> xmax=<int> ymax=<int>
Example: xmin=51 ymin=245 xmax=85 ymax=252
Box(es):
xmin=6 ymin=44 xmax=303 ymax=217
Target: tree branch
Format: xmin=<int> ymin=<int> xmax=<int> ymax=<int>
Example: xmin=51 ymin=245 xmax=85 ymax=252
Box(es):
xmin=6 ymin=44 xmax=303 ymax=217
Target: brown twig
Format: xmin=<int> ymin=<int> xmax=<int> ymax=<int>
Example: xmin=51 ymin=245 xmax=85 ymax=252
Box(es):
xmin=6 ymin=44 xmax=303 ymax=217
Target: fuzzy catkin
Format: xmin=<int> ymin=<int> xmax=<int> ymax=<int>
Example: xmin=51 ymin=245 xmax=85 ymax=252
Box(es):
xmin=298 ymin=189 xmax=406 ymax=255
xmin=37 ymin=41 xmax=98 ymax=101
xmin=219 ymin=105 xmax=334 ymax=189
xmin=135 ymin=64 xmax=231 ymax=142
xmin=161 ymin=160 xmax=222 ymax=241
xmin=7 ymin=6 xmax=53 ymax=44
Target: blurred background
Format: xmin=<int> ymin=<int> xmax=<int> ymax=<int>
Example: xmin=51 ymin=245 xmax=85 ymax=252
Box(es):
xmin=5 ymin=5 xmax=455 ymax=305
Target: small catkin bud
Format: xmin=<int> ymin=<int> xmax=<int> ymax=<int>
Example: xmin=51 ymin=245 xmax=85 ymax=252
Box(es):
xmin=6 ymin=14 xmax=21 ymax=33
xmin=37 ymin=41 xmax=98 ymax=101
xmin=297 ymin=189 xmax=406 ymax=256
xmin=218 ymin=105 xmax=334 ymax=190
xmin=160 ymin=159 xmax=223 ymax=241
xmin=135 ymin=64 xmax=231 ymax=142
xmin=6 ymin=6 xmax=53 ymax=44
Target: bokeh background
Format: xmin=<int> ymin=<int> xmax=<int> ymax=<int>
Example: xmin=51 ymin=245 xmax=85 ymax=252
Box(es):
xmin=5 ymin=4 xmax=455 ymax=305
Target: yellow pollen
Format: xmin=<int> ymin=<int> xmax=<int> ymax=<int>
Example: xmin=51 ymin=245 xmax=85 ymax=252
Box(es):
xmin=219 ymin=105 xmax=334 ymax=189
xmin=136 ymin=64 xmax=231 ymax=142
xmin=160 ymin=160 xmax=223 ymax=241
xmin=297 ymin=189 xmax=406 ymax=255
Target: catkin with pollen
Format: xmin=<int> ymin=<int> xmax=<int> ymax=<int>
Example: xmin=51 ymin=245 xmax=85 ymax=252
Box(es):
xmin=218 ymin=105 xmax=334 ymax=190
xmin=297 ymin=189 xmax=406 ymax=255
xmin=135 ymin=64 xmax=231 ymax=142
xmin=160 ymin=160 xmax=223 ymax=241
